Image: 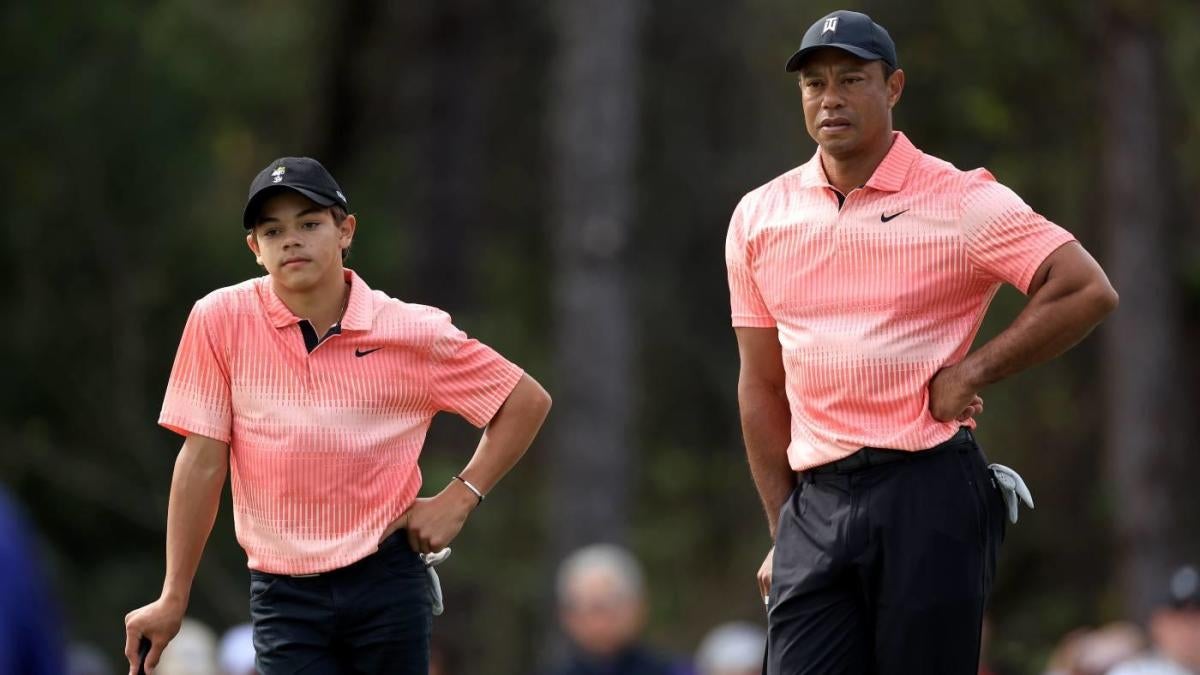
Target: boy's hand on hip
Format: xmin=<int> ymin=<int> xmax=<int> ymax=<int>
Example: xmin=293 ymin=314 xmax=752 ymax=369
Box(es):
xmin=394 ymin=483 xmax=478 ymax=554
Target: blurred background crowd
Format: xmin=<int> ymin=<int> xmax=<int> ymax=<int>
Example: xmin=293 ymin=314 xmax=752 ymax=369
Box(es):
xmin=3 ymin=0 xmax=1199 ymax=673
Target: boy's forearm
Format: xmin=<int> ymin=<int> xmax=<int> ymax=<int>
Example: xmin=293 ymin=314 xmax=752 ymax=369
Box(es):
xmin=457 ymin=374 xmax=552 ymax=495
xmin=161 ymin=435 xmax=228 ymax=605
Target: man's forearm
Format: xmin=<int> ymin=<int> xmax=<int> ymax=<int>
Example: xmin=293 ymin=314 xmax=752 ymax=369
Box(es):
xmin=161 ymin=438 xmax=228 ymax=606
xmin=962 ymin=275 xmax=1117 ymax=390
xmin=739 ymin=384 xmax=795 ymax=538
xmin=457 ymin=374 xmax=552 ymax=496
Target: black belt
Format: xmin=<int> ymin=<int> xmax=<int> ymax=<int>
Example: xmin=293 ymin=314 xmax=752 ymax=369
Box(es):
xmin=805 ymin=427 xmax=973 ymax=476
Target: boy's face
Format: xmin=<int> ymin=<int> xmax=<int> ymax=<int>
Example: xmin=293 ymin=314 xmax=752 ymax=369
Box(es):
xmin=246 ymin=190 xmax=355 ymax=293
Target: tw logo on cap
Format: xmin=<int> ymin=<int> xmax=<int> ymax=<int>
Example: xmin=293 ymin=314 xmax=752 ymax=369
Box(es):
xmin=271 ymin=166 xmax=286 ymax=184
xmin=823 ymin=17 xmax=839 ymax=33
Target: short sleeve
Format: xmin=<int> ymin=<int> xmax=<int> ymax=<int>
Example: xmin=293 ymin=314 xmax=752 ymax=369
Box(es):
xmin=726 ymin=198 xmax=776 ymax=327
xmin=158 ymin=299 xmax=233 ymax=442
xmin=429 ymin=316 xmax=525 ymax=428
xmin=960 ymin=172 xmax=1077 ymax=293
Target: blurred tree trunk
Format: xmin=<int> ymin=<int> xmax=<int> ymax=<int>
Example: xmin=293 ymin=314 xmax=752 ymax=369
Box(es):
xmin=312 ymin=0 xmax=486 ymax=309
xmin=417 ymin=0 xmax=491 ymax=310
xmin=1100 ymin=1 xmax=1185 ymax=623
xmin=547 ymin=0 xmax=644 ymax=560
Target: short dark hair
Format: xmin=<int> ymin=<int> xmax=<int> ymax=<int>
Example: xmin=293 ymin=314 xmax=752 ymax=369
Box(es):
xmin=330 ymin=205 xmax=352 ymax=261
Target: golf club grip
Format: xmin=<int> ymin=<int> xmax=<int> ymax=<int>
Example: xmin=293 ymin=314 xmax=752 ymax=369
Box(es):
xmin=137 ymin=636 xmax=151 ymax=675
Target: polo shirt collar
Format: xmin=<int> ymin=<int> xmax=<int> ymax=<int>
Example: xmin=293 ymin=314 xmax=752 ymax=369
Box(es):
xmin=864 ymin=131 xmax=920 ymax=192
xmin=260 ymin=269 xmax=374 ymax=330
xmin=798 ymin=131 xmax=921 ymax=193
xmin=797 ymin=149 xmax=833 ymax=189
xmin=339 ymin=269 xmax=373 ymax=331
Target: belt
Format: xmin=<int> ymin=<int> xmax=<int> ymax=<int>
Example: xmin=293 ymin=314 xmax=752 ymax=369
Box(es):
xmin=805 ymin=427 xmax=973 ymax=476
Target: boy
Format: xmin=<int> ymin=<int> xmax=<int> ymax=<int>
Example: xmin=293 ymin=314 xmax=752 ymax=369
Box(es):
xmin=124 ymin=157 xmax=552 ymax=674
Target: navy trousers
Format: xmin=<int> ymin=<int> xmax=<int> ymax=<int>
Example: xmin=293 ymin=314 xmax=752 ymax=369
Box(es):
xmin=249 ymin=531 xmax=432 ymax=674
xmin=766 ymin=430 xmax=1006 ymax=674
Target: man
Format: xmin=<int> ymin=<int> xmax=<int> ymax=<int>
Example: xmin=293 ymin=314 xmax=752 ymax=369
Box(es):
xmin=694 ymin=622 xmax=766 ymax=675
xmin=1109 ymin=565 xmax=1200 ymax=675
xmin=124 ymin=157 xmax=552 ymax=674
xmin=549 ymin=544 xmax=684 ymax=675
xmin=726 ymin=10 xmax=1118 ymax=674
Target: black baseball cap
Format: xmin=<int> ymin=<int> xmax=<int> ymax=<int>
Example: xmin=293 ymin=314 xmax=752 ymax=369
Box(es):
xmin=784 ymin=10 xmax=898 ymax=73
xmin=243 ymin=157 xmax=349 ymax=228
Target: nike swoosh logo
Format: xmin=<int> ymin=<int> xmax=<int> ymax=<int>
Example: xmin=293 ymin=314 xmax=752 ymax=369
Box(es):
xmin=880 ymin=209 xmax=909 ymax=222
xmin=355 ymin=347 xmax=383 ymax=358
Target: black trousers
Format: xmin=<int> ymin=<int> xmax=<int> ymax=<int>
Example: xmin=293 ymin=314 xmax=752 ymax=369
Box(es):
xmin=249 ymin=531 xmax=431 ymax=674
xmin=766 ymin=430 xmax=1005 ymax=675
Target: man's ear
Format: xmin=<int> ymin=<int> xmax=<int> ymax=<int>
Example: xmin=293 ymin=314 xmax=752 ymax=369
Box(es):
xmin=246 ymin=231 xmax=264 ymax=266
xmin=886 ymin=68 xmax=905 ymax=109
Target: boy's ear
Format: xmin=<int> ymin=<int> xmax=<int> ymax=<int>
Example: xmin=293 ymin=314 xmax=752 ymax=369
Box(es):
xmin=339 ymin=214 xmax=357 ymax=250
xmin=246 ymin=232 xmax=263 ymax=266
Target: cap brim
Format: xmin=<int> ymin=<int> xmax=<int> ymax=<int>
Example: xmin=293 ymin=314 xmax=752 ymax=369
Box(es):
xmin=242 ymin=185 xmax=338 ymax=228
xmin=785 ymin=44 xmax=885 ymax=72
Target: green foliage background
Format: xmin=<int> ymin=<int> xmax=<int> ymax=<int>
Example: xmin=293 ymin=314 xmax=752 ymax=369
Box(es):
xmin=3 ymin=1 xmax=1199 ymax=673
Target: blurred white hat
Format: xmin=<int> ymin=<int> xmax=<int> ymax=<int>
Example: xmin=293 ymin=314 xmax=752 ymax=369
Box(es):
xmin=156 ymin=618 xmax=218 ymax=675
xmin=217 ymin=623 xmax=256 ymax=675
xmin=695 ymin=621 xmax=766 ymax=675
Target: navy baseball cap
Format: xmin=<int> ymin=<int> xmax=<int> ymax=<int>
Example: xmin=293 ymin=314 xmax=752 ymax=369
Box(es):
xmin=785 ymin=10 xmax=898 ymax=73
xmin=243 ymin=157 xmax=349 ymax=228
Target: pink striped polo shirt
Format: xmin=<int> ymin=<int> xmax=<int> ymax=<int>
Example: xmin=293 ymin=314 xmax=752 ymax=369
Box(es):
xmin=727 ymin=132 xmax=1075 ymax=471
xmin=159 ymin=269 xmax=524 ymax=574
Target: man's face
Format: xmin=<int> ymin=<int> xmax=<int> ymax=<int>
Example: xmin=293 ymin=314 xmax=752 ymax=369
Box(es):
xmin=1152 ymin=607 xmax=1200 ymax=668
xmin=246 ymin=191 xmax=355 ymax=293
xmin=559 ymin=569 xmax=645 ymax=658
xmin=799 ymin=49 xmax=904 ymax=159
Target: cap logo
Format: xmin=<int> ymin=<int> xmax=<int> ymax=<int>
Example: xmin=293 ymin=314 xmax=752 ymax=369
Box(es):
xmin=271 ymin=166 xmax=286 ymax=184
xmin=823 ymin=17 xmax=839 ymax=34
xmin=336 ymin=190 xmax=346 ymax=202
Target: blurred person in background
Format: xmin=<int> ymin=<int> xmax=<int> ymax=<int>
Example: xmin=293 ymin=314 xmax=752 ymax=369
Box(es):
xmin=1109 ymin=564 xmax=1200 ymax=675
xmin=429 ymin=637 xmax=458 ymax=675
xmin=978 ymin=615 xmax=998 ymax=675
xmin=1043 ymin=623 xmax=1146 ymax=675
xmin=549 ymin=544 xmax=687 ymax=675
xmin=122 ymin=157 xmax=552 ymax=675
xmin=155 ymin=619 xmax=218 ymax=675
xmin=727 ymin=8 xmax=1117 ymax=675
xmin=215 ymin=624 xmax=254 ymax=675
xmin=68 ymin=643 xmax=116 ymax=675
xmin=694 ymin=621 xmax=765 ymax=675
xmin=0 ymin=486 xmax=64 ymax=675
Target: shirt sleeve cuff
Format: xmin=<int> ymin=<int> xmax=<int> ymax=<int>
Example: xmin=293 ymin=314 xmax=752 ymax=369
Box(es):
xmin=462 ymin=364 xmax=526 ymax=428
xmin=731 ymin=315 xmax=777 ymax=328
xmin=158 ymin=415 xmax=232 ymax=444
xmin=1016 ymin=232 xmax=1077 ymax=294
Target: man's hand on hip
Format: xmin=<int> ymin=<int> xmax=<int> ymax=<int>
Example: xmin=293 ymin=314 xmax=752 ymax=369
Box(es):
xmin=928 ymin=363 xmax=983 ymax=423
xmin=124 ymin=596 xmax=185 ymax=674
xmin=388 ymin=482 xmax=479 ymax=554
